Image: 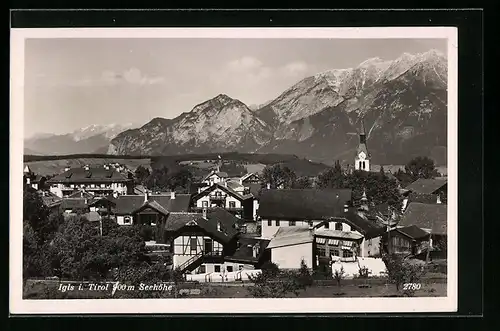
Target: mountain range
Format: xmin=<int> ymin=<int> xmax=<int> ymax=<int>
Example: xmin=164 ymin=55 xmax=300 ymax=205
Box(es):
xmin=24 ymin=124 xmax=137 ymax=155
xmin=26 ymin=49 xmax=448 ymax=166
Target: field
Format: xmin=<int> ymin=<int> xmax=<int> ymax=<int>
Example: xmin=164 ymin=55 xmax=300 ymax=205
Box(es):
xmin=23 ymin=276 xmax=446 ymax=299
xmin=23 ymin=153 xmax=331 ymax=178
xmin=24 ymin=158 xmax=152 ymax=176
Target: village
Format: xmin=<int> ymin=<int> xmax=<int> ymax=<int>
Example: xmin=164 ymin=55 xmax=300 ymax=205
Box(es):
xmin=22 ymin=123 xmax=448 ymax=298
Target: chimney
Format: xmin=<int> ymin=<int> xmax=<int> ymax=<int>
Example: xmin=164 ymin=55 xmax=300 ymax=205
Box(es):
xmin=202 ymin=208 xmax=207 ymax=218
xmin=266 ymin=183 xmax=271 ymax=189
xmin=171 ymin=191 xmax=176 ymax=199
xmin=436 ymin=195 xmax=442 ymax=204
xmin=144 ymin=190 xmax=149 ymax=202
xmin=84 ymin=165 xmax=89 ymax=171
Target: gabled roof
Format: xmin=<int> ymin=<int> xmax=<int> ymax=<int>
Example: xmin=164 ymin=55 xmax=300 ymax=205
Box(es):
xmin=39 ymin=191 xmax=62 ymax=208
xmin=46 ymin=167 xmax=131 ymax=184
xmin=111 ymin=194 xmax=192 ymax=215
xmin=202 ymin=170 xmax=228 ymax=181
xmin=314 ymin=229 xmax=364 ymax=241
xmin=258 ymin=189 xmax=352 ymax=220
xmin=60 ymin=198 xmax=88 ymax=210
xmin=246 ymin=183 xmax=262 ymax=198
xmin=240 ymin=172 xmax=259 ymax=182
xmin=24 ymin=165 xmax=32 ymax=173
xmin=66 ymin=190 xmax=94 ymax=199
xmin=191 ymin=182 xmax=253 ymax=201
xmin=132 ymin=200 xmax=170 ymax=216
xmin=166 ymin=208 xmax=239 ymax=244
xmin=395 ymin=225 xmax=430 ymax=240
xmin=398 ymin=202 xmax=447 ymax=235
xmin=333 ymin=211 xmax=386 ymax=238
xmin=84 ymin=211 xmax=102 ymax=222
xmin=405 ymin=178 xmax=447 ymax=195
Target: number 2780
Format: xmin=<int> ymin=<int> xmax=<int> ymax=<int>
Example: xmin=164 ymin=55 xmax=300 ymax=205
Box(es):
xmin=403 ymin=283 xmax=421 ymax=290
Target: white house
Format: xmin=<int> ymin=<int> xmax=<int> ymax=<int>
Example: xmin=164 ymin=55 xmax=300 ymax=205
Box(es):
xmin=46 ymin=165 xmax=133 ymax=198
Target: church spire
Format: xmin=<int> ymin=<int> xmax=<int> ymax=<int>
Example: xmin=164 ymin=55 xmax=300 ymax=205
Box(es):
xmin=360 ymin=119 xmax=367 ymax=144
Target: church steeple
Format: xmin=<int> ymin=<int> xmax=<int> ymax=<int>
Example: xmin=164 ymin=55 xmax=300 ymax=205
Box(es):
xmin=354 ymin=119 xmax=370 ymax=172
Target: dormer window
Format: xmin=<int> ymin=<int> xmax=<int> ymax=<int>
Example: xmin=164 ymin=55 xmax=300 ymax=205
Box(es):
xmin=335 ymin=223 xmax=343 ymax=231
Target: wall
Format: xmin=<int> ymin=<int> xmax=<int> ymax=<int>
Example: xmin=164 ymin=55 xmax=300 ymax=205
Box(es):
xmin=252 ymin=200 xmax=259 ymax=221
xmin=261 ymin=219 xmax=353 ymax=239
xmin=172 ymin=235 xmax=223 ymax=268
xmin=116 ymin=215 xmax=133 ymax=226
xmin=271 ymin=242 xmax=313 ymax=269
xmin=192 ymin=262 xmax=254 ymax=275
xmin=49 ymin=184 xmax=63 ymax=198
xmin=355 ymin=158 xmax=370 ymax=172
xmin=363 ymin=236 xmax=382 ymax=257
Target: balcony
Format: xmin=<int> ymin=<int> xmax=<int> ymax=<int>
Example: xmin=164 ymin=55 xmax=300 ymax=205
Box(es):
xmin=209 ymin=194 xmax=227 ymax=201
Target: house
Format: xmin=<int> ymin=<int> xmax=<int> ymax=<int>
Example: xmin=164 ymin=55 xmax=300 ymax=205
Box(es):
xmin=46 ymin=165 xmax=134 ymax=198
xmin=402 ymin=178 xmax=447 ymax=207
xmin=397 ymin=202 xmax=447 ymax=260
xmin=259 ymin=188 xmax=385 ymax=269
xmin=110 ymin=191 xmax=192 ymax=227
xmin=239 ymin=172 xmax=260 ymax=185
xmin=201 ymin=170 xmax=229 ymax=187
xmin=190 ymin=182 xmax=256 ymax=222
xmin=60 ymin=198 xmax=90 ymax=215
xmin=157 ymin=207 xmax=264 ymax=274
xmin=382 ymin=225 xmax=430 ymax=256
xmin=258 ymin=188 xmax=353 ymax=239
xmin=23 ymin=165 xmax=46 ymax=190
xmin=38 ymin=190 xmax=62 ymax=212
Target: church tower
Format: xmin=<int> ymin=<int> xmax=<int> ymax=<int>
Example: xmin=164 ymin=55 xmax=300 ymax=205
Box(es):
xmin=354 ymin=120 xmax=370 ymax=172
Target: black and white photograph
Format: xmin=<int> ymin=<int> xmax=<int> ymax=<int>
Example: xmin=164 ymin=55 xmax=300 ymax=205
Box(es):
xmin=10 ymin=27 xmax=458 ymax=314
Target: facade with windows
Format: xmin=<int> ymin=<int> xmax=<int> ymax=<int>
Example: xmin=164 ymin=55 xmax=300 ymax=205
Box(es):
xmin=46 ymin=165 xmax=133 ymax=198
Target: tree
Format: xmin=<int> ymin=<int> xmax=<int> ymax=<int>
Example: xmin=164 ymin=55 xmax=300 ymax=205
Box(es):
xmin=344 ymin=170 xmax=403 ymax=211
xmin=382 ymin=253 xmax=426 ymax=295
xmin=134 ymin=166 xmax=150 ymax=185
xmin=261 ymin=164 xmax=296 ymax=189
xmin=167 ymin=167 xmax=193 ymax=192
xmin=297 ymin=259 xmax=314 ymax=289
xmin=404 ymin=156 xmax=439 ymax=181
xmin=317 ymin=160 xmax=345 ymax=189
xmin=333 ymin=266 xmax=345 ymax=287
xmin=292 ymin=176 xmax=312 ymax=189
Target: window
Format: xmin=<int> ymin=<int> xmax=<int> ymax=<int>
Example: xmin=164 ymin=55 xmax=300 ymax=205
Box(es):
xmin=331 ymin=249 xmax=340 ymax=257
xmin=324 ymin=222 xmax=329 ymax=229
xmin=229 ymin=201 xmax=236 ymax=208
xmin=214 ymin=265 xmax=221 ymax=273
xmin=70 ymin=184 xmax=75 ymax=188
xmin=101 ymin=184 xmax=105 ymax=188
xmin=124 ymin=216 xmax=131 ymax=224
xmin=190 ymin=237 xmax=197 ymax=251
xmin=267 ymin=219 xmax=272 ymax=226
xmin=343 ymin=250 xmax=354 ymax=258
xmin=276 ymin=220 xmax=280 ymax=226
xmin=317 ymin=246 xmax=327 ymax=257
xmin=227 ymin=266 xmax=233 ymax=272
xmin=239 ymin=265 xmax=244 ymax=270
xmin=198 ymin=265 xmax=206 ymax=274
xmin=289 ymin=220 xmax=296 ymax=226
xmin=202 ymin=201 xmax=208 ymax=208
xmin=335 ymin=223 xmax=343 ymax=231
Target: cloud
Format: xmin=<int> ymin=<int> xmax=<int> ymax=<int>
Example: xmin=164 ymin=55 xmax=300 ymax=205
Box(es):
xmin=69 ymin=68 xmax=165 ymax=87
xmin=282 ymin=61 xmax=310 ymax=76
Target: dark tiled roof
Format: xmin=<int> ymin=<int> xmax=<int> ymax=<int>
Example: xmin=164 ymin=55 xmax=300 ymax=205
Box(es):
xmin=258 ymin=189 xmax=352 ymax=220
xmin=60 ymin=198 xmax=88 ymax=210
xmin=165 ymin=208 xmax=239 ymax=244
xmin=66 ymin=190 xmax=94 ymax=199
xmin=39 ymin=191 xmax=62 ymax=208
xmin=396 ymin=225 xmax=430 ymax=240
xmin=246 ymin=183 xmax=262 ymax=198
xmin=46 ymin=167 xmax=131 ymax=184
xmin=342 ymin=211 xmax=386 ymax=238
xmin=226 ymin=237 xmax=270 ymax=263
xmin=398 ymin=202 xmax=447 ymax=235
xmin=112 ymin=194 xmax=192 ymax=215
xmin=132 ymin=200 xmax=170 ymax=216
xmin=405 ymin=178 xmax=447 ymax=195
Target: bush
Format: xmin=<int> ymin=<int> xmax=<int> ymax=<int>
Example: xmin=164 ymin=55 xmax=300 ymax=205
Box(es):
xmin=382 ymin=254 xmax=426 ymax=296
xmin=358 ymin=266 xmax=370 ymax=278
xmin=333 ymin=266 xmax=345 ymax=287
xmin=297 ymin=259 xmax=314 ymax=289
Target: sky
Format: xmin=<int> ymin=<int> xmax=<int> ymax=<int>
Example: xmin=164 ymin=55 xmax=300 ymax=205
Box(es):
xmin=24 ymin=38 xmax=447 ymax=138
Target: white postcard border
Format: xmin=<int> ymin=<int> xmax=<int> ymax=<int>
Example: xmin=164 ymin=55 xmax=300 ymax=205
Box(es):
xmin=10 ymin=27 xmax=458 ymax=314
